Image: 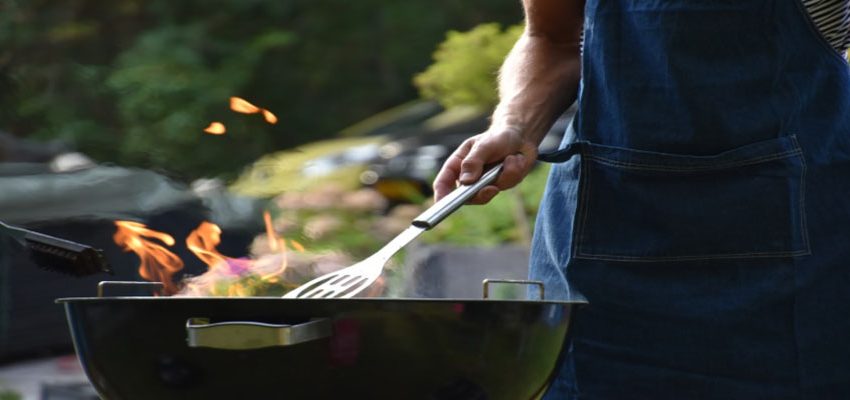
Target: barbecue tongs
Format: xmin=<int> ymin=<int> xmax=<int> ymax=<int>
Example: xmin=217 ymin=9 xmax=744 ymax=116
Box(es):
xmin=0 ymin=221 xmax=112 ymax=276
xmin=284 ymin=163 xmax=503 ymax=299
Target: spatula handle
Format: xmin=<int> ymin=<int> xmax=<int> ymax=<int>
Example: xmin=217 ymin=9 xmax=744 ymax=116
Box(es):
xmin=412 ymin=163 xmax=503 ymax=229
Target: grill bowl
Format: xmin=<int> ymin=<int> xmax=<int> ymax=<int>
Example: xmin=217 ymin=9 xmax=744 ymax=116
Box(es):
xmin=58 ymin=295 xmax=582 ymax=400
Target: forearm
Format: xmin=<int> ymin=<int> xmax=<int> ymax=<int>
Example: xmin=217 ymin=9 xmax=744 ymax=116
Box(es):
xmin=491 ymin=31 xmax=582 ymax=145
xmin=432 ymin=0 xmax=584 ymax=202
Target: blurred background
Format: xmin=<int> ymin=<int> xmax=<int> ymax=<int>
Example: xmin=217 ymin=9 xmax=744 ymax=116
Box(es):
xmin=0 ymin=1 xmax=573 ymax=398
xmin=1 ymin=0 xmax=526 ymax=180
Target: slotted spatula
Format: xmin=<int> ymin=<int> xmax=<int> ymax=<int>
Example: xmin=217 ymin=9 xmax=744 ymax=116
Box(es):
xmin=283 ymin=163 xmax=503 ymax=299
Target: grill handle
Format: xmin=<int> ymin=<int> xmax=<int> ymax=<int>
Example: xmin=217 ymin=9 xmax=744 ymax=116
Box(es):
xmin=186 ymin=318 xmax=331 ymax=350
xmin=97 ymin=281 xmax=163 ymax=297
xmin=482 ymin=279 xmax=545 ymax=300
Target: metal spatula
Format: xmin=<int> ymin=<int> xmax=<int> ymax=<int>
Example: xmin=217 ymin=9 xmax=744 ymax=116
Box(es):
xmin=283 ymin=163 xmax=503 ymax=299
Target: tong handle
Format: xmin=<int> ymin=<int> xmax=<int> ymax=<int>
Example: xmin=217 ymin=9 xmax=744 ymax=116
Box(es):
xmin=412 ymin=163 xmax=503 ymax=229
xmin=0 ymin=221 xmax=83 ymax=250
xmin=0 ymin=220 xmax=112 ymax=276
xmin=0 ymin=221 xmax=27 ymax=243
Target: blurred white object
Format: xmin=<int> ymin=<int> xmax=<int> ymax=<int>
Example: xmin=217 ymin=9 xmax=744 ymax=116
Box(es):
xmin=191 ymin=177 xmax=225 ymax=195
xmin=49 ymin=152 xmax=95 ymax=172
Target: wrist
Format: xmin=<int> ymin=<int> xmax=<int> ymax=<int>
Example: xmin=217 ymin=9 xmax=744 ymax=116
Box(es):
xmin=488 ymin=114 xmax=547 ymax=147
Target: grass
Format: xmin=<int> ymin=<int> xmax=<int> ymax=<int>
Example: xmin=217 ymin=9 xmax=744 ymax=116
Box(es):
xmin=0 ymin=389 xmax=21 ymax=400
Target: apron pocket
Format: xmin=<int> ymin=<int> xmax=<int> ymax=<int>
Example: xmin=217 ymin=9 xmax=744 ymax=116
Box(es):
xmin=573 ymin=136 xmax=809 ymax=261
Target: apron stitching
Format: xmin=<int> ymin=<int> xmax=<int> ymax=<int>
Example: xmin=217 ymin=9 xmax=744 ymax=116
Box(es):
xmin=573 ymin=144 xmax=808 ymax=261
xmin=572 ymin=156 xmax=593 ymax=260
xmin=574 ymin=248 xmax=811 ymax=262
xmin=793 ymin=135 xmax=812 ymax=254
xmin=586 ymin=150 xmax=803 ymax=172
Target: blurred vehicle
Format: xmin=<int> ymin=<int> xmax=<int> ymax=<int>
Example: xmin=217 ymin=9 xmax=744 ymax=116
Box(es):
xmin=363 ymin=104 xmax=577 ymax=203
xmin=229 ymin=100 xmax=445 ymax=198
xmin=230 ymin=100 xmax=576 ymax=203
xmin=230 ymin=135 xmax=387 ymax=198
xmin=0 ymin=131 xmax=70 ymax=163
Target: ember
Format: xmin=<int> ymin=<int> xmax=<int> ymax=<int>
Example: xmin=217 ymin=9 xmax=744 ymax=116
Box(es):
xmin=229 ymin=96 xmax=261 ymax=114
xmin=203 ymin=97 xmax=277 ymax=136
xmin=261 ymin=109 xmax=278 ymax=124
xmin=229 ymin=96 xmax=278 ymax=125
xmin=203 ymin=122 xmax=226 ymax=135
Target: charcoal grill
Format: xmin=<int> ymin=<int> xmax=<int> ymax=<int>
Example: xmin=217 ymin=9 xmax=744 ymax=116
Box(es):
xmin=58 ymin=280 xmax=584 ymax=400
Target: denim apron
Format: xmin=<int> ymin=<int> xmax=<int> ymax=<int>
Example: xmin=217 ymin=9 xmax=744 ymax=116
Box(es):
xmin=529 ymin=1 xmax=850 ymax=399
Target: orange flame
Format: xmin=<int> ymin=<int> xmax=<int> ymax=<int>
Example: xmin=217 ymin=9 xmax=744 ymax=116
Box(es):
xmin=114 ymin=214 xmax=316 ymax=297
xmin=204 ymin=122 xmax=226 ymax=135
xmin=186 ymin=221 xmax=228 ymax=270
xmin=113 ymin=221 xmax=184 ymax=294
xmin=263 ymin=211 xmax=278 ymax=251
xmin=290 ymin=239 xmax=305 ymax=252
xmin=258 ymin=211 xmax=288 ymax=279
xmin=177 ymin=219 xmax=290 ymax=296
xmin=229 ymin=96 xmax=278 ymax=125
xmin=261 ymin=109 xmax=278 ymax=124
xmin=230 ymin=97 xmax=262 ymax=114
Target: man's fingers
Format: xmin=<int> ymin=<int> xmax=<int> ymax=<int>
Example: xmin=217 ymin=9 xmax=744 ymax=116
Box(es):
xmin=459 ymin=140 xmax=501 ymax=184
xmin=464 ymin=154 xmax=534 ymax=204
xmin=467 ymin=185 xmax=500 ymax=205
xmin=433 ymin=139 xmax=473 ymax=200
xmin=493 ymin=153 xmax=528 ymax=191
xmin=434 ymin=133 xmax=536 ymax=203
xmin=459 ymin=157 xmax=484 ymax=185
xmin=433 ymin=159 xmax=460 ymax=200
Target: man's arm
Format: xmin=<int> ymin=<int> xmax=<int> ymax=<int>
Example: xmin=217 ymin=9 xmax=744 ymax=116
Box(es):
xmin=433 ymin=0 xmax=584 ymax=203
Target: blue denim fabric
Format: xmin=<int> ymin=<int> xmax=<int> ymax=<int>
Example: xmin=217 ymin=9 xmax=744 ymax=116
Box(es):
xmin=531 ymin=0 xmax=850 ymax=399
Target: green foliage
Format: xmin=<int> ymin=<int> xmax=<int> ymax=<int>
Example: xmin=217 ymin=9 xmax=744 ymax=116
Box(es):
xmin=0 ymin=388 xmax=20 ymax=400
xmin=0 ymin=0 xmax=522 ymax=180
xmin=414 ymin=23 xmax=523 ymax=109
xmin=104 ymin=24 xmax=291 ymax=178
xmin=266 ymin=165 xmax=551 ymax=256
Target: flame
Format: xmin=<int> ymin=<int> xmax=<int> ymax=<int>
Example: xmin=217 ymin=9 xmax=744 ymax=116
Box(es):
xmin=264 ymin=211 xmax=278 ymax=251
xmin=113 ymin=214 xmax=362 ymax=297
xmin=258 ymin=211 xmax=288 ymax=279
xmin=178 ymin=218 xmax=289 ymax=296
xmin=229 ymin=96 xmax=278 ymax=125
xmin=186 ymin=221 xmax=228 ymax=269
xmin=113 ymin=221 xmax=184 ymax=295
xmin=261 ymin=109 xmax=278 ymax=124
xmin=230 ymin=97 xmax=261 ymax=114
xmin=290 ymin=239 xmax=305 ymax=252
xmin=204 ymin=122 xmax=226 ymax=135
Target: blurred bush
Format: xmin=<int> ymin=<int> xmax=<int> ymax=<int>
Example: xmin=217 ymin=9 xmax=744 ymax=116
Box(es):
xmin=0 ymin=0 xmax=522 ymax=180
xmin=414 ymin=23 xmax=523 ymax=109
xmin=261 ymin=163 xmax=550 ymax=257
xmin=0 ymin=388 xmax=20 ymax=400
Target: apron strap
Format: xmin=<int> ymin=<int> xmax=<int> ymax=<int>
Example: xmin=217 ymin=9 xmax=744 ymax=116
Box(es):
xmin=537 ymin=141 xmax=586 ymax=163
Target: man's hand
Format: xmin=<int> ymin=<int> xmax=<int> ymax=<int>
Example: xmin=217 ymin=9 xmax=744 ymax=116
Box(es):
xmin=432 ymin=0 xmax=584 ymax=205
xmin=433 ymin=126 xmax=539 ymax=204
